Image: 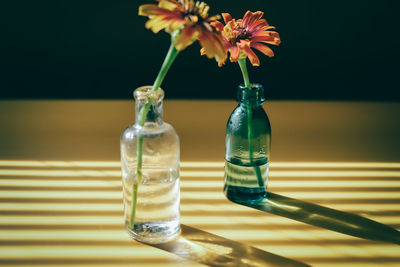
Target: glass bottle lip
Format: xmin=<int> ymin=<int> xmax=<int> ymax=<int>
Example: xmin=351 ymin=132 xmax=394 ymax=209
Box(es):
xmin=134 ymin=86 xmax=165 ymax=102
xmin=237 ymin=83 xmax=265 ymax=103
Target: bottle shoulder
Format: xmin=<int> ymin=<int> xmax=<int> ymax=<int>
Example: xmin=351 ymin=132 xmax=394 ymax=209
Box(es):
xmin=121 ymin=122 xmax=179 ymax=142
xmin=229 ymin=104 xmax=269 ymax=121
xmin=227 ymin=104 xmax=271 ymax=134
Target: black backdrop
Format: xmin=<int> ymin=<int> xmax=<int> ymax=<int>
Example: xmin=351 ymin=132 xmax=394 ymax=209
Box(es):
xmin=1 ymin=0 xmax=399 ymax=100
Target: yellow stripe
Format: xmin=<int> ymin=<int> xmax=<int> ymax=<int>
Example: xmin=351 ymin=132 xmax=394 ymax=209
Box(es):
xmin=259 ymin=244 xmax=400 ymax=258
xmin=0 ymin=228 xmax=368 ymax=241
xmin=1 ymin=215 xmax=398 ymax=227
xmin=270 ymin=171 xmax=400 ymax=177
xmin=0 ymin=246 xmax=397 ymax=265
xmin=0 ymin=203 xmax=399 ymax=213
xmin=180 ymin=191 xmax=400 ymax=199
xmin=0 ymin=160 xmax=121 ymax=168
xmin=0 ymin=246 xmax=177 ymax=257
xmin=302 ymin=264 xmax=400 ymax=267
xmin=0 ymin=216 xmax=121 ymax=225
xmin=0 ymin=179 xmax=122 ymax=187
xmin=181 ymin=203 xmax=400 ymax=212
xmin=4 ymin=264 xmax=396 ymax=267
xmin=183 ymin=171 xmax=400 ymax=177
xmin=268 ymin=180 xmax=400 ymax=187
xmin=0 ymin=191 xmax=122 ymax=199
xmin=2 ymin=179 xmax=399 ymax=188
xmin=0 ymin=243 xmax=397 ymax=258
xmin=1 ymin=160 xmax=400 ymax=168
xmin=0 ymin=203 xmax=123 ymax=211
xmin=0 ymin=169 xmax=121 ymax=177
xmin=12 ymin=265 xmax=188 ymax=267
xmin=0 ymin=190 xmax=399 ymax=200
xmin=272 ymin=162 xmax=400 ymax=168
xmin=0 ymin=230 xmax=128 ymax=240
xmin=1 ymin=231 xmax=398 ymax=248
xmin=181 ymin=162 xmax=224 ymax=167
xmin=0 ymin=265 xmax=183 ymax=267
xmin=1 ymin=169 xmax=400 ymax=177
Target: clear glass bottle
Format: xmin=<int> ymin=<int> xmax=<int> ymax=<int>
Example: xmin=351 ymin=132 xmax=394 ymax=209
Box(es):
xmin=224 ymin=84 xmax=271 ymax=204
xmin=120 ymin=86 xmax=180 ymax=243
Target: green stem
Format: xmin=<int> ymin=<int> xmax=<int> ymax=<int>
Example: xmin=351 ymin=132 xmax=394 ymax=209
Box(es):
xmin=238 ymin=58 xmax=251 ymax=88
xmin=130 ymin=42 xmax=179 ymax=229
xmin=238 ymin=58 xmax=264 ymax=188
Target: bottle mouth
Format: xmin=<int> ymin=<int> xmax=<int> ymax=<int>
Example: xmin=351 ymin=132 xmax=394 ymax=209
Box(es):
xmin=237 ymin=83 xmax=265 ymax=103
xmin=134 ymin=86 xmax=165 ymax=102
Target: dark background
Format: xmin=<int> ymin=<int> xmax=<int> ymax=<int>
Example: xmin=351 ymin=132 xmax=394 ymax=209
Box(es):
xmin=1 ymin=0 xmax=399 ymax=100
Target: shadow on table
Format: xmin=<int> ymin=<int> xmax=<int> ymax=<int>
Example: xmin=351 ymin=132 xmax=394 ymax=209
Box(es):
xmin=148 ymin=224 xmax=310 ymax=267
xmin=239 ymin=192 xmax=400 ymax=245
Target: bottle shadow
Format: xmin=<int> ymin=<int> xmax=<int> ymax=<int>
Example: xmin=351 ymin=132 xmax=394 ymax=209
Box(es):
xmin=147 ymin=224 xmax=310 ymax=267
xmin=237 ymin=192 xmax=400 ymax=244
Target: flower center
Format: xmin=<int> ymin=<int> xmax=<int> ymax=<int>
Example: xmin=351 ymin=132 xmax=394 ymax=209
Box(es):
xmin=229 ymin=28 xmax=251 ymax=45
xmin=182 ymin=1 xmax=208 ymax=25
xmin=185 ymin=13 xmax=200 ymax=23
xmin=223 ymin=21 xmax=252 ymax=46
xmin=237 ymin=28 xmax=251 ymax=40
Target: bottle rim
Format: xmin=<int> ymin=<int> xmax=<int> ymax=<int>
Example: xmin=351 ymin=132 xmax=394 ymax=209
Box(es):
xmin=134 ymin=86 xmax=165 ymax=102
xmin=237 ymin=83 xmax=265 ymax=103
xmin=238 ymin=83 xmax=263 ymax=90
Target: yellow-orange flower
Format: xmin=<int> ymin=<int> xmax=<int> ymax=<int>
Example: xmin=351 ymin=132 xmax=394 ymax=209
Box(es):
xmin=139 ymin=0 xmax=226 ymax=63
xmin=207 ymin=11 xmax=281 ymax=66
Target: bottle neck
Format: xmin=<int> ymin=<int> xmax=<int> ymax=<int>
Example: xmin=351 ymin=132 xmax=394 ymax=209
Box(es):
xmin=237 ymin=83 xmax=265 ymax=107
xmin=135 ymin=99 xmax=163 ymax=126
xmin=134 ymin=86 xmax=164 ymax=127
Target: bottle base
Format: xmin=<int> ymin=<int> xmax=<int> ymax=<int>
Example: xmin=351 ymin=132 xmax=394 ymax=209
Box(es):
xmin=125 ymin=221 xmax=180 ymax=244
xmin=224 ymin=184 xmax=267 ymax=204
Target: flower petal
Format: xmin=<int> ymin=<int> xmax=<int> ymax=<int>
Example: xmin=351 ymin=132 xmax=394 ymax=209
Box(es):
xmin=244 ymin=48 xmax=260 ymax=66
xmin=217 ymin=61 xmax=226 ymax=67
xmin=222 ymin=13 xmax=233 ymax=24
xmin=166 ymin=19 xmax=186 ymax=33
xmin=198 ymin=29 xmax=227 ymax=64
xmin=198 ymin=2 xmax=210 ymax=17
xmin=251 ymin=42 xmax=274 ymax=57
xmin=251 ymin=31 xmax=281 ymax=45
xmin=139 ymin=4 xmax=167 ymax=16
xmin=251 ymin=29 xmax=278 ymax=37
xmin=246 ymin=19 xmax=269 ymax=32
xmin=210 ymin=21 xmax=224 ymax=32
xmin=174 ymin=26 xmax=198 ymax=51
xmin=208 ymin=14 xmax=221 ymax=22
xmin=242 ymin=11 xmax=264 ymax=29
xmin=145 ymin=16 xmax=169 ymax=33
xmin=139 ymin=4 xmax=185 ymax=33
xmin=229 ymin=46 xmax=240 ymax=62
xmin=239 ymin=40 xmax=260 ymax=66
xmin=158 ymin=0 xmax=178 ymax=10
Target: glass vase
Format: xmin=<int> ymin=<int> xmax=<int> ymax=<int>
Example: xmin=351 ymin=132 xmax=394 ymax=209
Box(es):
xmin=120 ymin=86 xmax=180 ymax=243
xmin=224 ymin=83 xmax=271 ymax=204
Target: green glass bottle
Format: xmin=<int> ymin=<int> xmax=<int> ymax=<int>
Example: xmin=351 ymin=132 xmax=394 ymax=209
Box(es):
xmin=224 ymin=84 xmax=271 ymax=204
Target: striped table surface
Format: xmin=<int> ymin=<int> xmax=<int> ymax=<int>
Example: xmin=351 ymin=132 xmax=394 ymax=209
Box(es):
xmin=0 ymin=160 xmax=399 ymax=267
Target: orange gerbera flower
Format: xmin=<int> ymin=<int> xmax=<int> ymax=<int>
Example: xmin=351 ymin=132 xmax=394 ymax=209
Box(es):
xmin=206 ymin=11 xmax=281 ymax=66
xmin=139 ymin=0 xmax=226 ymax=63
